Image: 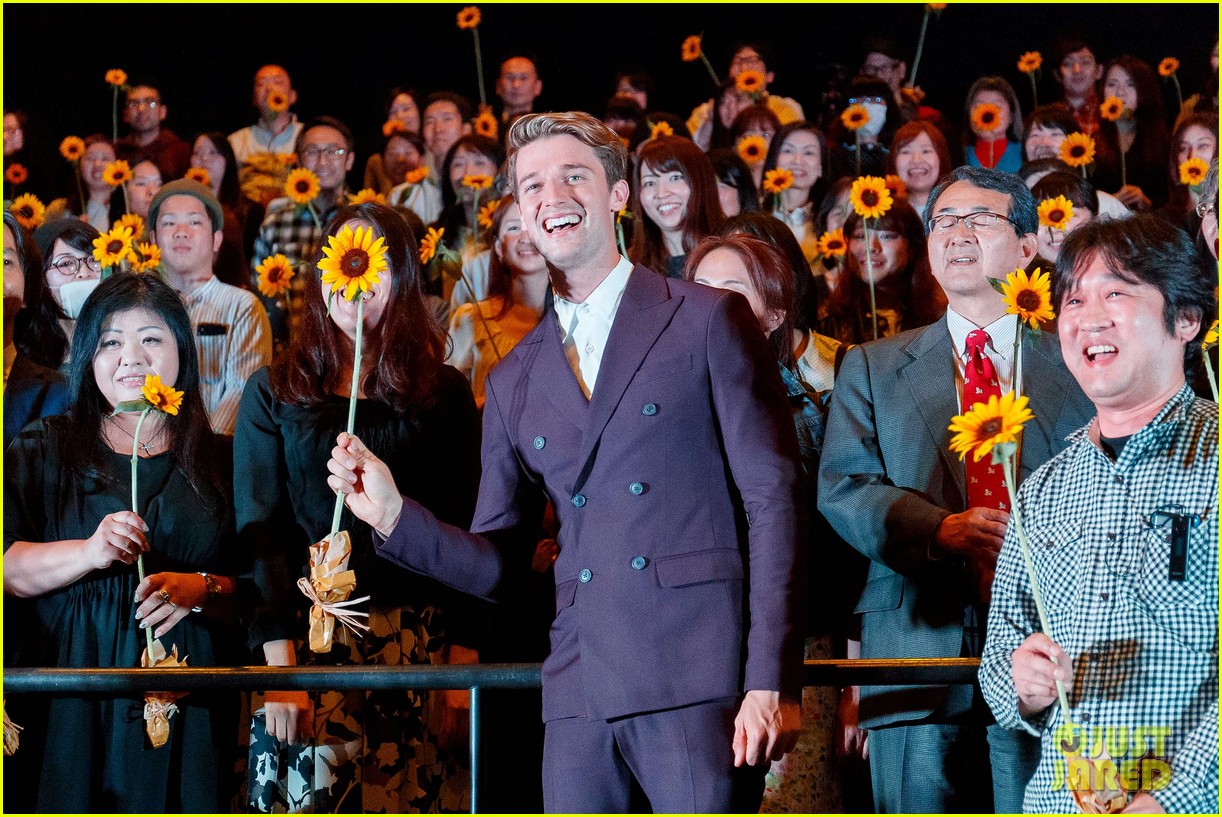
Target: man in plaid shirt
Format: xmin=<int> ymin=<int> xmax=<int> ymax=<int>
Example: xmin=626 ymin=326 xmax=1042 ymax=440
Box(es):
xmin=980 ymin=214 xmax=1218 ymax=813
xmin=250 ymin=116 xmax=353 ymax=353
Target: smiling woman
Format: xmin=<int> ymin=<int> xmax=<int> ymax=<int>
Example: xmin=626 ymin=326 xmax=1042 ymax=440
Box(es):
xmin=629 ymin=135 xmax=724 ymax=278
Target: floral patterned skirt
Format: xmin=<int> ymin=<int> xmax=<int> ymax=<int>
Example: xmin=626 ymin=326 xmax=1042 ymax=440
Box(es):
xmin=247 ymin=604 xmax=470 ymax=813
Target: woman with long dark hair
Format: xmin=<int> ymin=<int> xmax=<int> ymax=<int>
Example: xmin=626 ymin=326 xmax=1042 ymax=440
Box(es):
xmin=628 ymin=135 xmax=724 ymax=277
xmin=763 ymin=121 xmax=828 ymax=261
xmin=190 ymin=131 xmax=255 ymax=288
xmin=236 ymin=202 xmax=481 ymax=813
xmin=18 ymin=218 xmax=101 ymax=371
xmin=1162 ymin=111 xmax=1218 ymax=229
xmin=1094 ymin=55 xmax=1171 ymax=210
xmin=4 ymin=272 xmax=236 ymax=812
xmin=961 ymin=76 xmax=1025 ymax=172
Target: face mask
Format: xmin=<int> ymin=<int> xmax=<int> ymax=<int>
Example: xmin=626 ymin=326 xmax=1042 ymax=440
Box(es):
xmin=858 ymin=103 xmax=888 ymax=138
xmin=59 ymin=277 xmax=101 ymax=320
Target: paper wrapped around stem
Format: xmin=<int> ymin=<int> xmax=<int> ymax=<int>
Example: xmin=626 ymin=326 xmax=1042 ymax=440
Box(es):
xmin=1066 ymin=748 xmax=1130 ymax=814
xmin=297 ymin=530 xmax=371 ymax=653
xmin=140 ymin=638 xmax=188 ymax=748
xmin=3 ymin=700 xmax=22 ymax=756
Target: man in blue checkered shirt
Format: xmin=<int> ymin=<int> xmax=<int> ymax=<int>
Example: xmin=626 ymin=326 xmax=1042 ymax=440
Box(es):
xmin=980 ymin=214 xmax=1218 ymax=813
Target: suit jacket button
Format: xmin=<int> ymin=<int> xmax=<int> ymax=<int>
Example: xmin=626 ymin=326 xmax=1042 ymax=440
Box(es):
xmin=642 ymin=402 xmax=658 ymax=416
xmin=629 ymin=482 xmax=644 ymax=495
xmin=631 ymin=556 xmax=647 ymax=570
xmin=533 ymin=436 xmax=545 ymax=450
xmin=579 ymin=568 xmax=592 ymax=583
xmin=571 ymin=493 xmax=586 ymax=508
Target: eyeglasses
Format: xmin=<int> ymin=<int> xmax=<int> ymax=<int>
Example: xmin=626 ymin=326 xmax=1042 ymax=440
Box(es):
xmin=48 ymin=254 xmax=103 ymax=276
xmin=126 ymin=98 xmax=161 ymax=110
xmin=927 ymin=212 xmax=1015 ymax=233
xmin=299 ymin=145 xmax=348 ymax=162
xmin=848 ymin=96 xmax=886 ymax=106
xmin=862 ymin=58 xmax=901 ymax=77
xmin=1196 ymin=200 xmax=1216 ymax=219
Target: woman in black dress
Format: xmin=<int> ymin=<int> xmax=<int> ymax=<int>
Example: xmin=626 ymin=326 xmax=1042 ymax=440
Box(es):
xmin=235 ymin=202 xmax=481 ymax=813
xmin=4 ymin=272 xmax=236 ymax=812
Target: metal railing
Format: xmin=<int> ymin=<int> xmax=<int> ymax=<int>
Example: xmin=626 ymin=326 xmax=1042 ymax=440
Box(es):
xmin=4 ymin=658 xmax=981 ymax=811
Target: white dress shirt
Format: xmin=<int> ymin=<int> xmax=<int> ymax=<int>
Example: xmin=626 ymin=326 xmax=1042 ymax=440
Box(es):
xmin=945 ymin=307 xmax=1020 ymax=410
xmin=552 ymin=255 xmax=634 ymax=399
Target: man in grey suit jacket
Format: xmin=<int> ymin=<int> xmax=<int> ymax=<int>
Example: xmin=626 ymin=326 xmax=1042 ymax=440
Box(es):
xmin=819 ymin=166 xmax=1094 ymax=813
xmin=327 ymin=112 xmax=805 ymax=812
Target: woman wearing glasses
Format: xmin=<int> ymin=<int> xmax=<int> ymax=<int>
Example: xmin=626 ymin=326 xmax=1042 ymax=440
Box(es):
xmin=16 ymin=219 xmax=102 ymax=371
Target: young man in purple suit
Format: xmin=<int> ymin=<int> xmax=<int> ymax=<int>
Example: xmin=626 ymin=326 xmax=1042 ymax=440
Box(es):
xmin=326 ymin=111 xmax=805 ymax=812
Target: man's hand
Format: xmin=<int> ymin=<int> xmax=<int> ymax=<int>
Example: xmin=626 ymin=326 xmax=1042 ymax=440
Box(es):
xmin=1012 ymin=632 xmax=1074 ymax=719
xmin=327 ymin=432 xmax=404 ymax=537
xmin=1119 ymin=793 xmax=1166 ymax=813
xmin=732 ymin=690 xmax=800 ymax=767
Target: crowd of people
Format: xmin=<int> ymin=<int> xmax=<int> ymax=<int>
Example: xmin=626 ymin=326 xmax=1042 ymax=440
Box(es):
xmin=2 ymin=16 xmax=1219 ymax=816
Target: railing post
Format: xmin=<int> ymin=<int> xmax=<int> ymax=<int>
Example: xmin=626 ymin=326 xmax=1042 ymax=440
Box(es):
xmin=469 ymin=685 xmax=481 ymax=814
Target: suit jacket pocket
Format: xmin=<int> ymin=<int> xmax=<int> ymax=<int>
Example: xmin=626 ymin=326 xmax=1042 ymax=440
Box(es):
xmin=853 ymin=573 xmax=904 ymax=614
xmin=555 ymin=578 xmax=578 ymax=614
xmin=635 ymin=353 xmax=694 ymax=385
xmin=655 ymin=548 xmax=743 ymax=588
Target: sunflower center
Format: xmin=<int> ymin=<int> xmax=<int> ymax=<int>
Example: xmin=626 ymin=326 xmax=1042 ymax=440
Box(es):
xmin=17 ymin=205 xmax=31 ymax=218
xmin=107 ymin=240 xmax=123 ymax=254
xmin=1049 ymin=208 xmax=1065 ymax=222
xmin=296 ymin=181 xmax=310 ymax=193
xmin=862 ymin=190 xmax=879 ymax=207
xmin=979 ymin=418 xmax=1004 ymax=437
xmin=340 ymin=249 xmax=369 ymax=277
xmin=1016 ymin=290 xmax=1042 ymax=311
xmin=1070 ymin=146 xmax=1085 ymax=158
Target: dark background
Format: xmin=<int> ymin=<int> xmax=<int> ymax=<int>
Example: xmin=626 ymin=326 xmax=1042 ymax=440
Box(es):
xmin=4 ymin=2 xmax=1218 ymax=194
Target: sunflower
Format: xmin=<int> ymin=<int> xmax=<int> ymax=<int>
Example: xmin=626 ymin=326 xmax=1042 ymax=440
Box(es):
xmin=60 ymin=136 xmax=86 ymax=162
xmin=1098 ymin=96 xmax=1125 ymax=122
xmin=462 ymin=174 xmax=494 ymax=191
xmin=948 ymin=391 xmax=1034 ymax=463
xmin=10 ymin=193 xmax=45 ymax=231
xmin=1037 ymin=196 xmax=1074 ymax=230
xmin=318 ymin=224 xmax=389 ymax=302
xmin=256 ymin=254 xmax=296 ymax=298
xmin=419 ymin=226 xmax=444 ymax=265
xmin=132 ymin=242 xmax=161 ymax=273
xmin=4 ymin=164 xmax=28 ymax=185
xmin=884 ymin=174 xmax=908 ymax=201
xmin=901 ymin=85 xmax=926 ymax=105
xmin=473 ymin=109 xmax=499 ymax=140
xmin=116 ymin=212 xmax=145 ymax=240
xmin=404 ymin=166 xmax=430 ymax=186
xmin=649 ymin=121 xmax=674 ymax=140
xmin=928 ymin=2 xmax=947 ymax=9
xmin=1017 ymin=51 xmax=1043 ymax=73
xmin=1203 ymin=319 xmax=1219 ymax=349
xmin=1001 ymin=267 xmax=1055 ymax=330
xmin=105 ymin=69 xmax=128 ymax=87
xmin=840 ymin=104 xmax=870 ymax=132
xmin=735 ymin=70 xmax=766 ymax=95
xmin=1158 ymin=57 xmax=1180 ymax=77
xmin=141 ymin=374 xmax=184 ymax=416
xmin=1059 ymin=132 xmax=1096 ymax=168
xmin=348 ymin=188 xmax=387 ymax=206
xmin=284 ymin=168 xmax=321 ymax=205
xmin=276 ymin=152 xmax=297 ymax=167
xmin=762 ymin=168 xmax=794 ymax=195
xmin=185 ymin=167 xmax=211 ymax=187
xmin=736 ymin=135 xmax=768 ymax=165
xmin=1179 ymin=157 xmax=1209 ymax=186
xmin=266 ymin=91 xmax=289 ymax=113
xmin=478 ymin=197 xmax=502 ymax=230
xmin=102 ymin=160 xmax=133 ymax=187
xmin=456 ymin=5 xmax=481 ymax=29
xmin=681 ymin=35 xmax=702 ymax=62
xmin=382 ymin=119 xmax=407 ymax=138
xmin=92 ymin=225 xmax=135 ymax=268
xmin=816 ymin=228 xmax=847 ymax=258
xmin=849 ymin=176 xmax=894 ymax=220
xmin=970 ymin=103 xmax=1003 ymax=135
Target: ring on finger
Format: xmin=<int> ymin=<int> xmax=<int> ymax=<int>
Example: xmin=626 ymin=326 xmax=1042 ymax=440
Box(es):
xmin=158 ymin=588 xmax=178 ymax=609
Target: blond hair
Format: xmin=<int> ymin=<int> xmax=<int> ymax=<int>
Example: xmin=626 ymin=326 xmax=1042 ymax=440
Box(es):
xmin=506 ymin=111 xmax=630 ymax=192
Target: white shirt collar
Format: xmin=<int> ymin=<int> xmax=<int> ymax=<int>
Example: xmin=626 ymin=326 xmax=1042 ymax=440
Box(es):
xmin=553 ymin=255 xmax=633 ymax=340
xmin=945 ymin=306 xmax=1018 ymax=361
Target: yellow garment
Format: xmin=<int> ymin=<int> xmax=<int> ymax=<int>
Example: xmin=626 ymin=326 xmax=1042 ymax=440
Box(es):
xmin=446 ymin=296 xmax=541 ymax=408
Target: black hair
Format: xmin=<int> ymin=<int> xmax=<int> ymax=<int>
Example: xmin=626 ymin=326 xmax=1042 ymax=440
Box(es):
xmin=295 ymin=115 xmax=355 ymax=154
xmin=424 ymin=91 xmax=474 ymax=123
xmin=924 ymin=165 xmax=1038 ymax=236
xmin=719 ymin=212 xmax=820 ymax=332
xmin=707 ymin=148 xmax=761 ymax=216
xmin=1054 ymin=214 xmax=1214 ymax=372
xmin=17 ymin=219 xmax=98 ymax=369
xmin=1031 ymin=171 xmax=1099 ymax=216
xmin=1017 ymin=157 xmax=1073 ymax=184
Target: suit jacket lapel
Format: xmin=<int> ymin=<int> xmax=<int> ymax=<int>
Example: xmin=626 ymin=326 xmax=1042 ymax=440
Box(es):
xmin=1019 ymin=330 xmax=1072 ymax=471
xmin=899 ymin=318 xmax=967 ymax=501
xmin=575 ymin=268 xmax=681 ymax=484
xmin=531 ymin=316 xmax=590 ymax=429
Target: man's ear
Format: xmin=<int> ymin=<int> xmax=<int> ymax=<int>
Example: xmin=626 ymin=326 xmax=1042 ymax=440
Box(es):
xmin=1175 ymin=309 xmax=1203 ymax=344
xmin=157 ymin=104 xmax=168 ymax=124
xmin=610 ymin=178 xmax=631 ymax=212
xmin=212 ymin=229 xmax=224 ymax=254
xmin=1018 ymin=233 xmax=1039 ymax=268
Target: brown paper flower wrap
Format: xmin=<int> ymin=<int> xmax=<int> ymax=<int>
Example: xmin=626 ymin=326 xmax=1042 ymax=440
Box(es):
xmin=3 ymin=700 xmax=22 ymax=756
xmin=297 ymin=530 xmax=371 ymax=653
xmin=1065 ymin=748 xmax=1129 ymax=814
xmin=140 ymin=639 xmax=189 ymax=749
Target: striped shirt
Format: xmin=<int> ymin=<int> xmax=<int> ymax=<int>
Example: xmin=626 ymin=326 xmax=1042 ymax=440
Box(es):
xmin=980 ymin=386 xmax=1218 ymax=813
xmin=181 ymin=276 xmax=273 ymax=436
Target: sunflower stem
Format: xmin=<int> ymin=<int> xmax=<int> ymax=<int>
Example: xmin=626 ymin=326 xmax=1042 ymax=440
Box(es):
xmin=130 ymin=407 xmax=155 ymax=658
xmin=1001 ymin=454 xmax=1073 ymax=720
xmin=112 ymin=87 xmax=119 ymax=145
xmin=120 ymin=181 xmax=130 ymax=215
xmin=1203 ymin=347 xmax=1219 ymax=402
xmin=331 ymin=296 xmax=364 ymax=539
xmin=908 ymin=8 xmax=932 ymax=89
xmin=472 ymin=27 xmax=487 ymax=109
xmin=615 ymin=214 xmax=627 ymax=257
xmin=1013 ymin=326 xmax=1023 ymax=403
xmin=1119 ymin=148 xmax=1127 ymax=189
xmin=1171 ymin=74 xmax=1184 ymax=116
xmin=865 ymin=221 xmax=878 ymax=341
xmin=307 ymin=202 xmax=323 ymax=232
xmin=854 ymin=132 xmax=862 ymax=178
xmin=74 ymin=164 xmax=86 ymax=215
xmin=700 ymin=54 xmax=721 ymax=88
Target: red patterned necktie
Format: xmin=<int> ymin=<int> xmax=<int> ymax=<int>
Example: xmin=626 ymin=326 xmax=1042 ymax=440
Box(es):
xmin=963 ymin=329 xmax=1008 ymax=511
